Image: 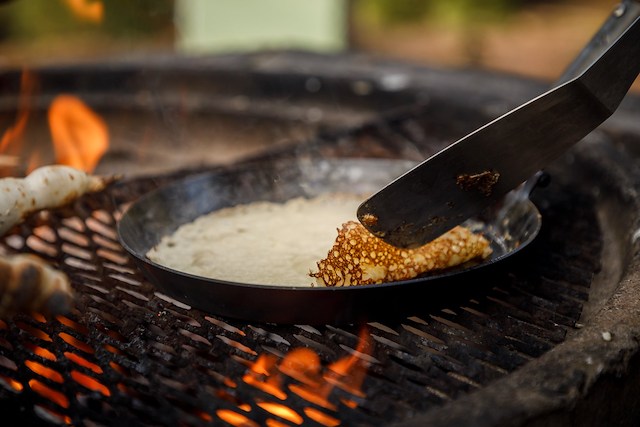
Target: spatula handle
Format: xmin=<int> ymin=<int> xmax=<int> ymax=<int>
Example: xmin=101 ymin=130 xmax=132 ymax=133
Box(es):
xmin=502 ymin=1 xmax=640 ymax=223
xmin=557 ymin=0 xmax=640 ymax=84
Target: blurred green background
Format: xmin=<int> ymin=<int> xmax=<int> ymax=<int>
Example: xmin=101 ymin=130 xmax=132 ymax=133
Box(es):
xmin=0 ymin=0 xmax=173 ymax=40
xmin=360 ymin=0 xmax=524 ymax=25
xmin=0 ymin=0 xmax=620 ymax=83
xmin=0 ymin=0 xmax=175 ymax=62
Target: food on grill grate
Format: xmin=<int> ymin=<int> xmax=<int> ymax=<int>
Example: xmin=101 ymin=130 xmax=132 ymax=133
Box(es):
xmin=0 ymin=253 xmax=72 ymax=317
xmin=0 ymin=165 xmax=116 ymax=235
xmin=311 ymin=222 xmax=492 ymax=286
xmin=0 ymin=165 xmax=116 ymax=317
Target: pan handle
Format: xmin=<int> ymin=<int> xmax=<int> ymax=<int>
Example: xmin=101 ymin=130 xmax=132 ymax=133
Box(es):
xmin=556 ymin=0 xmax=640 ymax=85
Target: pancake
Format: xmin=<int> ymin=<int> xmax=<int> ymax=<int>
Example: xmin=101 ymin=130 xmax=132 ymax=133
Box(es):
xmin=147 ymin=193 xmax=492 ymax=287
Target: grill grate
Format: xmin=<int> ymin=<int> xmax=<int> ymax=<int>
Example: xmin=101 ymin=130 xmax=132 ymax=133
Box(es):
xmin=0 ymin=115 xmax=602 ymax=426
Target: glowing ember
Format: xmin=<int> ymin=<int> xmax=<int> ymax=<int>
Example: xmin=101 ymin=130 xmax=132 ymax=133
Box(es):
xmin=29 ymin=379 xmax=69 ymax=408
xmin=103 ymin=344 xmax=124 ymax=355
xmin=55 ymin=315 xmax=82 ymax=329
xmin=17 ymin=322 xmax=52 ymax=342
xmin=243 ymin=375 xmax=288 ymax=401
xmin=108 ymin=361 xmax=126 ymax=376
xmin=224 ymin=377 xmax=238 ymax=388
xmin=34 ymin=405 xmax=72 ymax=426
xmin=31 ymin=313 xmax=47 ymax=324
xmin=304 ymin=407 xmax=341 ymax=427
xmin=288 ymin=383 xmax=336 ymax=411
xmin=24 ymin=344 xmax=57 ymax=362
xmin=25 ymin=360 xmax=64 ymax=383
xmin=0 ymin=374 xmax=23 ymax=392
xmin=216 ymin=409 xmax=259 ymax=427
xmin=58 ymin=332 xmax=94 ymax=354
xmin=64 ymin=352 xmax=103 ymax=374
xmin=257 ymin=402 xmax=303 ymax=425
xmin=61 ymin=0 xmax=104 ymax=23
xmin=48 ymin=95 xmax=109 ymax=173
xmin=196 ymin=410 xmax=213 ymax=422
xmin=70 ymin=370 xmax=110 ymax=396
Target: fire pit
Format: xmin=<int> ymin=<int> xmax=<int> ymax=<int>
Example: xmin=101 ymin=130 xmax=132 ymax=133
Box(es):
xmin=1 ymin=51 xmax=640 ymax=426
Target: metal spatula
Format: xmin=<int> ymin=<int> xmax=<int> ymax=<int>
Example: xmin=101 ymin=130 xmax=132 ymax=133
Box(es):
xmin=357 ymin=0 xmax=640 ymax=248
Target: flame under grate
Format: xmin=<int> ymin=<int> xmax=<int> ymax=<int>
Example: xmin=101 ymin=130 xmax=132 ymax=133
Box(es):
xmin=0 ymin=119 xmax=601 ymax=426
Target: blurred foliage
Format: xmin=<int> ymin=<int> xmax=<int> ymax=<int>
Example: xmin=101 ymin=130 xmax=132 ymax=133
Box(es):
xmin=364 ymin=0 xmax=431 ymax=25
xmin=0 ymin=0 xmax=174 ymax=41
xmin=359 ymin=0 xmax=536 ymax=26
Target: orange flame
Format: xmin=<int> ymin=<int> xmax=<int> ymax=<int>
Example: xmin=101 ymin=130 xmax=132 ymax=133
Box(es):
xmin=0 ymin=112 xmax=28 ymax=155
xmin=0 ymin=70 xmax=37 ymax=172
xmin=61 ymin=0 xmax=104 ymax=24
xmin=290 ymin=328 xmax=372 ymax=411
xmin=242 ymin=354 xmax=287 ymax=400
xmin=278 ymin=348 xmax=322 ymax=386
xmin=241 ymin=328 xmax=373 ymax=424
xmin=48 ymin=95 xmax=109 ymax=173
xmin=2 ymin=70 xmax=110 ymax=175
xmin=324 ymin=329 xmax=370 ymax=398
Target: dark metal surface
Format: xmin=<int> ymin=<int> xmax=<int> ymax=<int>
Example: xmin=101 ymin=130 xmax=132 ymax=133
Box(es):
xmin=0 ymin=127 xmax=612 ymax=427
xmin=558 ymin=0 xmax=640 ymax=83
xmin=0 ymin=51 xmax=638 ymax=427
xmin=117 ymin=158 xmax=541 ymax=325
xmin=358 ymin=8 xmax=640 ymax=248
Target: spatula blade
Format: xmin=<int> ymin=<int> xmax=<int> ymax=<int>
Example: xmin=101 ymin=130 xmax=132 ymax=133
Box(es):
xmin=357 ymin=81 xmax=609 ymax=248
